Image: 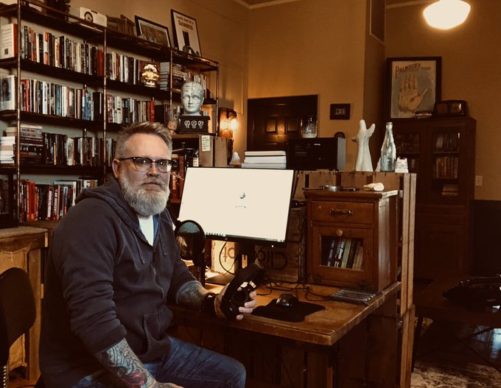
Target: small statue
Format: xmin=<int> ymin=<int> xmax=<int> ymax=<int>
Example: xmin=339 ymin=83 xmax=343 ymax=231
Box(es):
xmin=141 ymin=64 xmax=159 ymax=88
xmin=353 ymin=119 xmax=375 ymax=172
xmin=181 ymin=81 xmax=204 ymax=116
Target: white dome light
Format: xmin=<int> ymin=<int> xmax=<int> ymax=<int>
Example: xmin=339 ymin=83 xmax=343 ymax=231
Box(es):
xmin=423 ymin=0 xmax=471 ymax=30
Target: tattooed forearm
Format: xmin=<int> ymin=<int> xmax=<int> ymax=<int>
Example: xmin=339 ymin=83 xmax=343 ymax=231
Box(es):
xmin=175 ymin=280 xmax=208 ymax=309
xmin=94 ymin=338 xmax=156 ymax=387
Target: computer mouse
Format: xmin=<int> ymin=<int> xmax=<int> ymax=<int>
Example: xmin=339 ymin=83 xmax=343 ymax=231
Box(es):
xmin=276 ymin=293 xmax=298 ymax=308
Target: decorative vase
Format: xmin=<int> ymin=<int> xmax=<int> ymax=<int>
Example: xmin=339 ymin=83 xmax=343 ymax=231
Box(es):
xmin=380 ymin=122 xmax=397 ymax=172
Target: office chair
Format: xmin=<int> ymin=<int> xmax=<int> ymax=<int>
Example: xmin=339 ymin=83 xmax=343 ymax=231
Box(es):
xmin=0 ymin=267 xmax=36 ymax=388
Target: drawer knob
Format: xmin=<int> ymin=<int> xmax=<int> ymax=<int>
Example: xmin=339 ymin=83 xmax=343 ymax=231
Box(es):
xmin=329 ymin=209 xmax=353 ymax=217
xmin=336 ymin=229 xmax=344 ymax=237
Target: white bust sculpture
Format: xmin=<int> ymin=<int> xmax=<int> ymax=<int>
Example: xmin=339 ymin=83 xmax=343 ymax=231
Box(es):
xmin=353 ymin=119 xmax=375 ymax=172
xmin=181 ymin=81 xmax=204 ymax=116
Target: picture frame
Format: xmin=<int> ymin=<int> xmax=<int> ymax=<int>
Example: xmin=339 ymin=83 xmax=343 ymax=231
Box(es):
xmin=135 ymin=16 xmax=171 ymax=47
xmin=330 ymin=103 xmax=351 ymax=120
xmin=171 ymin=10 xmax=202 ymax=56
xmin=386 ymin=56 xmax=441 ymax=119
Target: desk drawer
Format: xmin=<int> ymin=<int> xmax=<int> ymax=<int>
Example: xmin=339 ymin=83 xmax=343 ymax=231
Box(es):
xmin=310 ymin=201 xmax=373 ymax=224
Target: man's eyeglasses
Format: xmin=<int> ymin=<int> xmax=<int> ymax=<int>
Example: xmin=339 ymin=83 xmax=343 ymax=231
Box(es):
xmin=118 ymin=157 xmax=172 ymax=173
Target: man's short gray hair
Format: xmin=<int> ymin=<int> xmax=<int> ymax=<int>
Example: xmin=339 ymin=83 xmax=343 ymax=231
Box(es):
xmin=115 ymin=122 xmax=172 ymax=158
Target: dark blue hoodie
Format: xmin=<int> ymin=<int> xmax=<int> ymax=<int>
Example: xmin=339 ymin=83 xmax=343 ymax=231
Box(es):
xmin=40 ymin=178 xmax=195 ymax=387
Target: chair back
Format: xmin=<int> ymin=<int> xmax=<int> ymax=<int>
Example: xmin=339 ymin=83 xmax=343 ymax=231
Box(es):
xmin=0 ymin=268 xmax=36 ymax=387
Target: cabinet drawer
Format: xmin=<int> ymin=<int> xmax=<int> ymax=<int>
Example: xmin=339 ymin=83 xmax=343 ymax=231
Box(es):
xmin=309 ymin=201 xmax=374 ymax=224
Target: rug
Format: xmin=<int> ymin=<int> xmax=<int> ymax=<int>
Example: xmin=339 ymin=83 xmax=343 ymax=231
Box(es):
xmin=411 ymin=360 xmax=501 ymax=387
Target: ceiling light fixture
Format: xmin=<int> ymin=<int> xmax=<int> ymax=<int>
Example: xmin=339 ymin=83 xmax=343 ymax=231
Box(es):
xmin=423 ymin=0 xmax=471 ymax=30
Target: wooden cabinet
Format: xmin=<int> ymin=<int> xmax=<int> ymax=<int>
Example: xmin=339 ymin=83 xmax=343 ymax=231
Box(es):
xmin=305 ymin=190 xmax=398 ymax=292
xmin=392 ymin=117 xmax=475 ymax=279
xmin=0 ymin=0 xmax=219 ymax=224
xmin=0 ymin=226 xmax=47 ymax=381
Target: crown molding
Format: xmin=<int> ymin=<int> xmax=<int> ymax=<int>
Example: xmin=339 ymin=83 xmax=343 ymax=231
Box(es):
xmin=232 ymin=0 xmax=301 ymax=10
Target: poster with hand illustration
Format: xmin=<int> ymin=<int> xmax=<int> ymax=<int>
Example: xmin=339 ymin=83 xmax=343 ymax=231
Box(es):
xmin=387 ymin=57 xmax=441 ymax=119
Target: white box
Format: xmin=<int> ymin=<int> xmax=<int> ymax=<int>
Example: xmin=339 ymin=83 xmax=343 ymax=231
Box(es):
xmin=79 ymin=7 xmax=107 ymax=27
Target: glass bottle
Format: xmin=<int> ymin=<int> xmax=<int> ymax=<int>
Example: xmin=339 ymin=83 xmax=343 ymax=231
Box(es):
xmin=380 ymin=122 xmax=397 ymax=172
xmin=301 ymin=116 xmax=318 ymax=138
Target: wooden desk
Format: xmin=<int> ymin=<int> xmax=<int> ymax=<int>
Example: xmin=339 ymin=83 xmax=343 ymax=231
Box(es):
xmin=0 ymin=226 xmax=48 ymax=381
xmin=170 ymin=282 xmax=401 ymax=387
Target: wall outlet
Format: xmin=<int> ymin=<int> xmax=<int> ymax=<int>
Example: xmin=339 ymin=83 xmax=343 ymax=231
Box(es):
xmin=475 ymin=175 xmax=483 ymax=186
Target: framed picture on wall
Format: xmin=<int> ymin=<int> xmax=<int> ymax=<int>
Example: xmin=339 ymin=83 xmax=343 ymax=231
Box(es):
xmin=386 ymin=56 xmax=441 ymax=119
xmin=171 ymin=10 xmax=202 ymax=56
xmin=135 ymin=16 xmax=171 ymax=47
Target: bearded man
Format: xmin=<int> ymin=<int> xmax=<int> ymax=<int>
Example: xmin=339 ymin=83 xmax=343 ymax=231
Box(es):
xmin=40 ymin=122 xmax=255 ymax=388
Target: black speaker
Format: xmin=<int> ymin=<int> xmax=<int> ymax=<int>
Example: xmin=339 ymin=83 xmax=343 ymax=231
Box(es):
xmin=286 ymin=137 xmax=345 ymax=171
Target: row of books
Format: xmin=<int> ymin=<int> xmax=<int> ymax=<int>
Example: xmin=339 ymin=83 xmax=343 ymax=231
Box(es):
xmin=0 ymin=23 xmax=211 ymax=92
xmin=19 ymin=24 xmax=103 ymax=76
xmin=434 ymin=133 xmax=460 ymax=152
xmin=1 ymin=125 xmax=116 ymax=166
xmin=18 ymin=77 xmax=96 ymax=120
xmin=19 ymin=178 xmax=98 ymax=223
xmin=12 ymin=76 xmax=156 ymax=125
xmin=241 ymin=150 xmax=287 ymax=169
xmin=433 ymin=156 xmax=459 ymax=179
xmin=323 ymin=237 xmax=364 ymax=270
xmin=106 ymin=94 xmax=154 ymax=125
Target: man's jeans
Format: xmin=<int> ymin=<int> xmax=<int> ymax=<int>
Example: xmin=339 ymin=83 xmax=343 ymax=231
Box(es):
xmin=74 ymin=337 xmax=246 ymax=388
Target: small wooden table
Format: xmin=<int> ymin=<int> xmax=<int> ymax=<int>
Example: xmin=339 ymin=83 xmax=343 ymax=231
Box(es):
xmin=414 ymin=276 xmax=501 ymax=365
xmin=170 ymin=282 xmax=401 ymax=387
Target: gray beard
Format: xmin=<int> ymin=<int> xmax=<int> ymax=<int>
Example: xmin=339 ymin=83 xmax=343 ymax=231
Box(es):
xmin=119 ymin=176 xmax=170 ymax=216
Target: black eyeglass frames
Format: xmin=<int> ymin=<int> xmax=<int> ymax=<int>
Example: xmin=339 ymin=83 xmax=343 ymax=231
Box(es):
xmin=118 ymin=157 xmax=173 ymax=173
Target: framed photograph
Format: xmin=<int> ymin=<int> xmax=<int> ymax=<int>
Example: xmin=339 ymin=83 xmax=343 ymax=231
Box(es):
xmin=171 ymin=10 xmax=202 ymax=56
xmin=135 ymin=16 xmax=171 ymax=47
xmin=386 ymin=56 xmax=441 ymax=119
xmin=0 ymin=75 xmax=15 ymax=111
xmin=330 ymin=103 xmax=351 ymax=120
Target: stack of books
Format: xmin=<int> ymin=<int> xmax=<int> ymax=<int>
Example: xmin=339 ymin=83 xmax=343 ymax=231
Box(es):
xmin=5 ymin=124 xmax=44 ymax=164
xmin=158 ymin=62 xmax=170 ymax=91
xmin=0 ymin=133 xmax=15 ymax=164
xmin=242 ymin=150 xmax=287 ymax=169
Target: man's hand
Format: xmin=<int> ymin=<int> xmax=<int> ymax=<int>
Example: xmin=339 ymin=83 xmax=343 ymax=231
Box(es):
xmin=215 ymin=284 xmax=257 ymax=320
